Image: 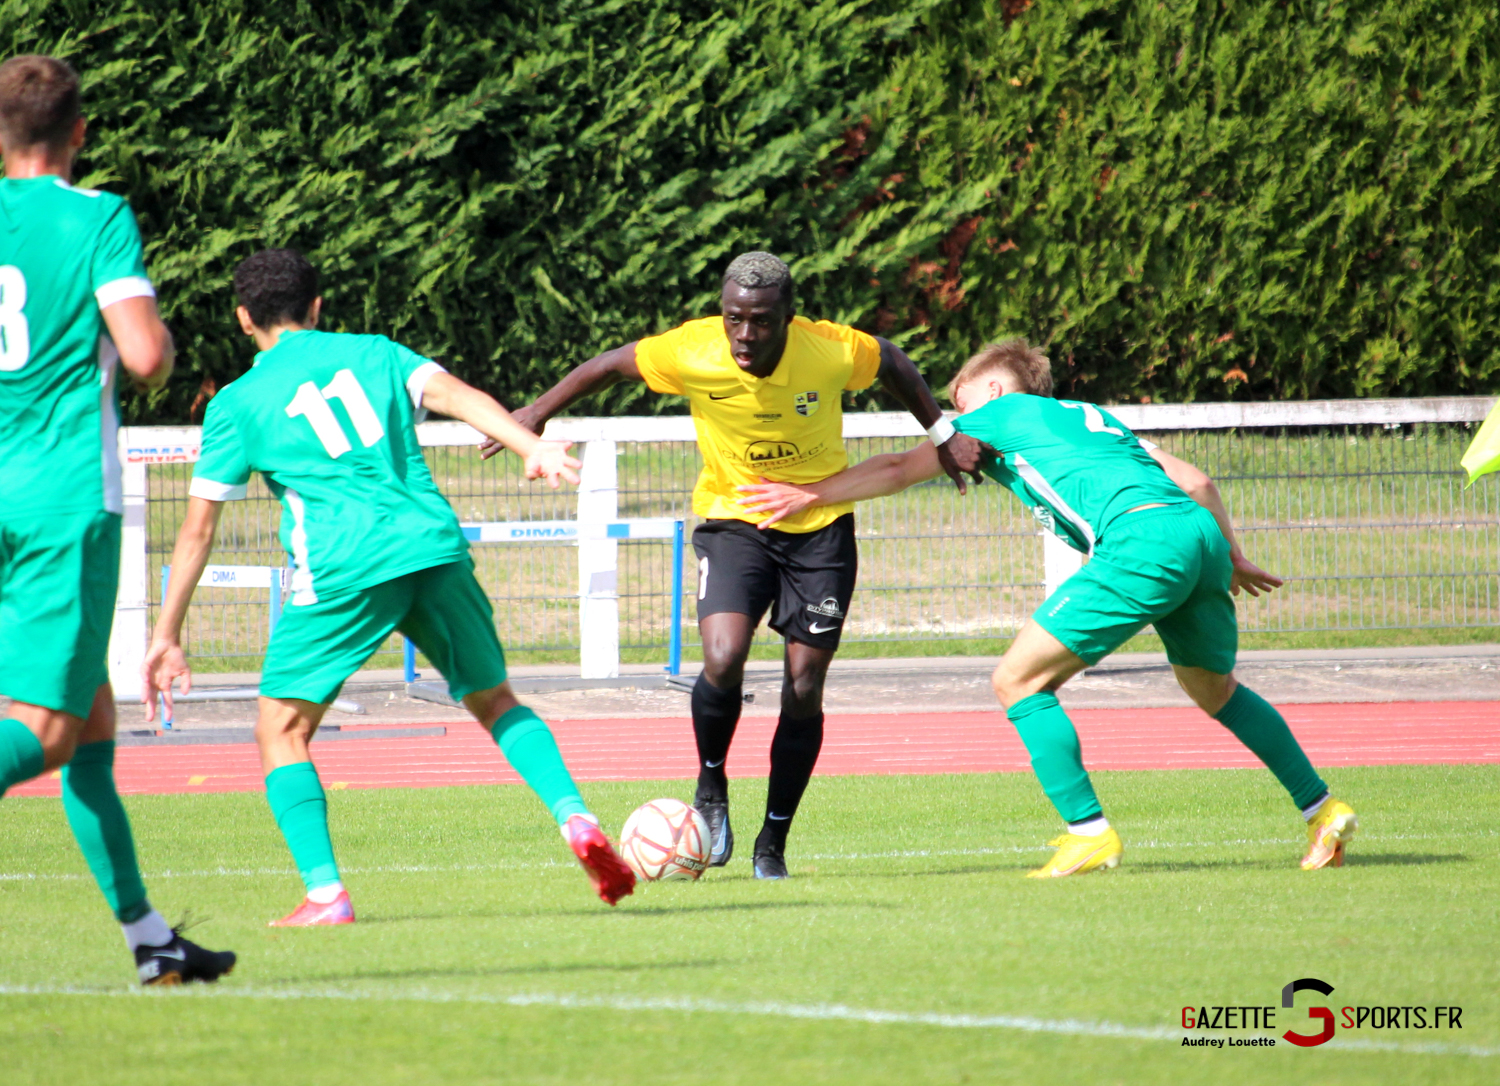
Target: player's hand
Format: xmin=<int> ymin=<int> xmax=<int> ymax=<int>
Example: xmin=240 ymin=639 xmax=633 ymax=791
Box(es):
xmin=479 ymin=405 xmax=547 ymax=460
xmin=736 ymin=477 xmax=818 ymax=529
xmin=141 ymin=639 xmax=192 ymax=723
xmin=936 ymin=432 xmax=987 ymax=495
xmin=1229 ymin=550 xmax=1284 ymax=597
xmin=524 ymin=440 xmax=582 ymax=488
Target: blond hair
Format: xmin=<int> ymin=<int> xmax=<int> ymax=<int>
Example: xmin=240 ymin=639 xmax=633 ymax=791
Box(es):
xmin=946 ymin=337 xmax=1053 ymax=404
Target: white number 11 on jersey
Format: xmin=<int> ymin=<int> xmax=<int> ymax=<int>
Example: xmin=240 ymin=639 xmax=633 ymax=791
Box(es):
xmin=285 ymin=368 xmax=385 ymax=458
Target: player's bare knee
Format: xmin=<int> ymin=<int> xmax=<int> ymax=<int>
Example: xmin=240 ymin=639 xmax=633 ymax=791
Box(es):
xmin=463 ymin=683 xmax=518 ymax=726
xmin=10 ymin=704 xmax=85 ymax=770
xmin=254 ymin=698 xmax=319 ymax=746
xmin=39 ymin=729 xmax=81 ymax=772
xmin=781 ymin=680 xmax=824 ymax=718
xmin=701 ymin=638 xmax=750 ymax=689
xmin=990 ymin=663 xmax=1032 ymax=708
xmin=1176 ymin=667 xmax=1237 ymax=715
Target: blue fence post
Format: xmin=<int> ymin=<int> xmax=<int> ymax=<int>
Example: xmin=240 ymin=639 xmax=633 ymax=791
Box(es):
xmin=668 ymin=519 xmax=685 ymax=677
xmin=268 ymin=568 xmax=284 ymax=634
xmin=404 ymin=636 xmax=418 ymax=683
xmin=158 ymin=565 xmax=173 ymax=730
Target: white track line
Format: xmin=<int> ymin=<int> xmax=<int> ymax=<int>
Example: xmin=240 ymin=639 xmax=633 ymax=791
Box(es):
xmin=0 ymin=829 xmax=1490 ymax=883
xmin=0 ymin=984 xmax=1492 ymax=1057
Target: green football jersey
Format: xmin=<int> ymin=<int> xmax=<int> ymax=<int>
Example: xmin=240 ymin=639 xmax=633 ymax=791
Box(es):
xmin=953 ymin=393 xmax=1191 ymax=554
xmin=191 ymin=330 xmax=467 ymax=601
xmin=0 ymin=176 xmax=155 ymax=518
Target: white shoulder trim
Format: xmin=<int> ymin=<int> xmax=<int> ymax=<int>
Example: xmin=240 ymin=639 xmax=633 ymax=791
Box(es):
xmin=406 ymin=361 xmax=447 ymax=408
xmin=189 ymin=476 xmax=248 ymax=502
xmin=1137 ymin=437 xmax=1159 ymax=452
xmin=54 ymin=177 xmax=103 ymax=198
xmin=96 ymin=276 xmax=156 ymax=310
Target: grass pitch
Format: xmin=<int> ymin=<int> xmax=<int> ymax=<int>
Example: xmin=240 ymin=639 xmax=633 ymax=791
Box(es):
xmin=2 ymin=765 xmax=1496 ymax=1085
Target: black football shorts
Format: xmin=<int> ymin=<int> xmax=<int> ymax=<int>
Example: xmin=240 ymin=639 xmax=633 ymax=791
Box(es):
xmin=692 ymin=514 xmax=858 ymax=650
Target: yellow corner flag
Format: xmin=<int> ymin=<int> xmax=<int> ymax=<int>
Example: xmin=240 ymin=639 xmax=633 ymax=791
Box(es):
xmin=1461 ymin=397 xmax=1500 ymax=485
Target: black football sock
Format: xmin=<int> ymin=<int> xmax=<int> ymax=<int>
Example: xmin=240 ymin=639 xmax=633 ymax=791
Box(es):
xmin=692 ymin=673 xmax=743 ymax=806
xmin=757 ymin=711 xmax=825 ymax=853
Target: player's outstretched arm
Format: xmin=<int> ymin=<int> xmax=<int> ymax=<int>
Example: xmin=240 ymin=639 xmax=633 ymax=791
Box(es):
xmin=737 ymin=442 xmax=946 ymax=528
xmin=1147 ymin=447 xmax=1285 ymax=597
xmin=102 ymin=295 xmax=174 ymax=392
xmin=477 ymin=343 xmax=643 ymax=459
xmin=142 ymin=496 xmax=224 ymax=721
xmin=873 ymin=337 xmax=985 ymax=494
xmin=423 ymin=372 xmax=581 ymax=488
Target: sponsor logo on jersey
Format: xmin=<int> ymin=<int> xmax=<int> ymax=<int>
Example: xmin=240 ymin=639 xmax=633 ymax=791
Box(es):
xmin=747 ymin=439 xmax=801 ymax=463
xmin=1030 ymin=504 xmax=1055 ymax=531
xmin=806 ymin=597 xmax=843 ymax=619
xmin=794 ymin=391 xmax=820 ymax=416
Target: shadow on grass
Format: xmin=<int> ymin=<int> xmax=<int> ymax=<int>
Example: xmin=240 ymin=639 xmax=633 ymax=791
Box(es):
xmin=809 ymin=864 xmax=1026 ymax=882
xmin=357 ymin=899 xmax=890 ymax=923
xmin=1123 ymin=852 xmax=1470 ymax=873
xmin=293 ymin=958 xmax=733 ymax=985
xmin=578 ymin=898 xmax=900 ymax=918
xmin=1122 ymin=858 xmax=1268 ymax=874
xmin=1344 ymin=852 xmax=1469 ymax=867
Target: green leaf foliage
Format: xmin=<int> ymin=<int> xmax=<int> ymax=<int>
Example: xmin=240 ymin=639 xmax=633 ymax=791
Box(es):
xmin=7 ymin=0 xmax=1498 ymax=420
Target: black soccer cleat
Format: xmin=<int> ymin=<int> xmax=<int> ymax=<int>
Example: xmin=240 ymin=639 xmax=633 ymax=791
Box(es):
xmin=752 ymin=844 xmax=789 ymax=881
xmin=136 ymin=930 xmax=237 ymax=987
xmin=697 ymin=801 xmax=734 ymax=867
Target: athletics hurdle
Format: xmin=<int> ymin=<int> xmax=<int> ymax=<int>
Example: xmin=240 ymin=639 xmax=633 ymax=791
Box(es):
xmin=402 ymin=517 xmax=688 ymax=689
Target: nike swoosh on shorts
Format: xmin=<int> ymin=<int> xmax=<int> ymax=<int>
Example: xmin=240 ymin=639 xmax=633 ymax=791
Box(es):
xmin=808 ymin=622 xmax=840 ymax=634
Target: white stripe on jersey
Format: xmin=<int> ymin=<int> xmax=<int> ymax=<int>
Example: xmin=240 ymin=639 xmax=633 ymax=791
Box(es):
xmin=189 ymin=477 xmax=248 ymax=502
xmin=94 ymin=276 xmax=156 ymax=310
xmin=284 ymin=487 xmax=317 ymax=605
xmin=97 ymin=335 xmax=123 ymax=515
xmin=405 ymin=361 xmax=446 ymax=409
xmin=1009 ymin=453 xmax=1096 ymax=556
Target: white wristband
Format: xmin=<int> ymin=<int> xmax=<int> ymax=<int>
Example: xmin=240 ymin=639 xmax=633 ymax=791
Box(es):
xmin=926 ymin=417 xmax=957 ymax=446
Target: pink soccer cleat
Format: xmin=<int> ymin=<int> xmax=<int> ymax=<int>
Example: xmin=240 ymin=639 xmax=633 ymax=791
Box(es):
xmin=563 ymin=814 xmax=636 ymax=906
xmin=269 ymin=890 xmax=356 ymax=927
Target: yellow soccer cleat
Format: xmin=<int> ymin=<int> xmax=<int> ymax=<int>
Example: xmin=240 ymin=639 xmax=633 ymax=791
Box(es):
xmin=1301 ymin=797 xmax=1357 ymax=870
xmin=1026 ymin=828 xmax=1123 ymax=878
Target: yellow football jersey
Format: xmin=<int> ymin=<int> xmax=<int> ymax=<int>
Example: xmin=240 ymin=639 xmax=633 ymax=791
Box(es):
xmin=635 ymin=315 xmax=882 ymax=532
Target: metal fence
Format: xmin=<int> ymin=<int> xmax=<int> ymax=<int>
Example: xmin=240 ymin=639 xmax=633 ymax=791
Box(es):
xmin=137 ymin=399 xmax=1499 ymax=671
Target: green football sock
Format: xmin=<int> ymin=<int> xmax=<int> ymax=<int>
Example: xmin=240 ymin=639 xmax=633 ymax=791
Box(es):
xmin=61 ymin=741 xmax=151 ymax=922
xmin=1213 ymin=684 xmax=1328 ymax=810
xmin=265 ymin=762 xmax=341 ymax=891
xmin=490 ymin=705 xmax=590 ymax=825
xmin=1006 ymin=692 xmax=1104 ymax=824
xmin=0 ymin=717 xmax=45 ymax=797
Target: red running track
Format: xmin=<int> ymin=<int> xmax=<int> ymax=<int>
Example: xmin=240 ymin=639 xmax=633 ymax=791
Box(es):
xmin=9 ymin=701 xmax=1498 ymax=798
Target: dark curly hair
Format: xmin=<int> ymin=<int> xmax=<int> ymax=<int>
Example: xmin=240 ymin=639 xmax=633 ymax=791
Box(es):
xmin=233 ymin=248 xmax=319 ymax=329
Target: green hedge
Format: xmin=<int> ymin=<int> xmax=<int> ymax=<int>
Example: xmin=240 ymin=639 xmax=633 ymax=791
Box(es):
xmin=10 ymin=0 xmax=1498 ymax=421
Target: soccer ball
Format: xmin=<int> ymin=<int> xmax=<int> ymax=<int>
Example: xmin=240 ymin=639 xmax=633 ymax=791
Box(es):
xmin=619 ymin=798 xmax=711 ymax=882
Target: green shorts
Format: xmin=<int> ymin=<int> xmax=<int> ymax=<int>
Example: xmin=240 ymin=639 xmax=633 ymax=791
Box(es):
xmin=260 ymin=558 xmax=507 ymax=705
xmin=1034 ymin=502 xmax=1238 ymax=674
xmin=0 ymin=510 xmax=121 ymax=718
